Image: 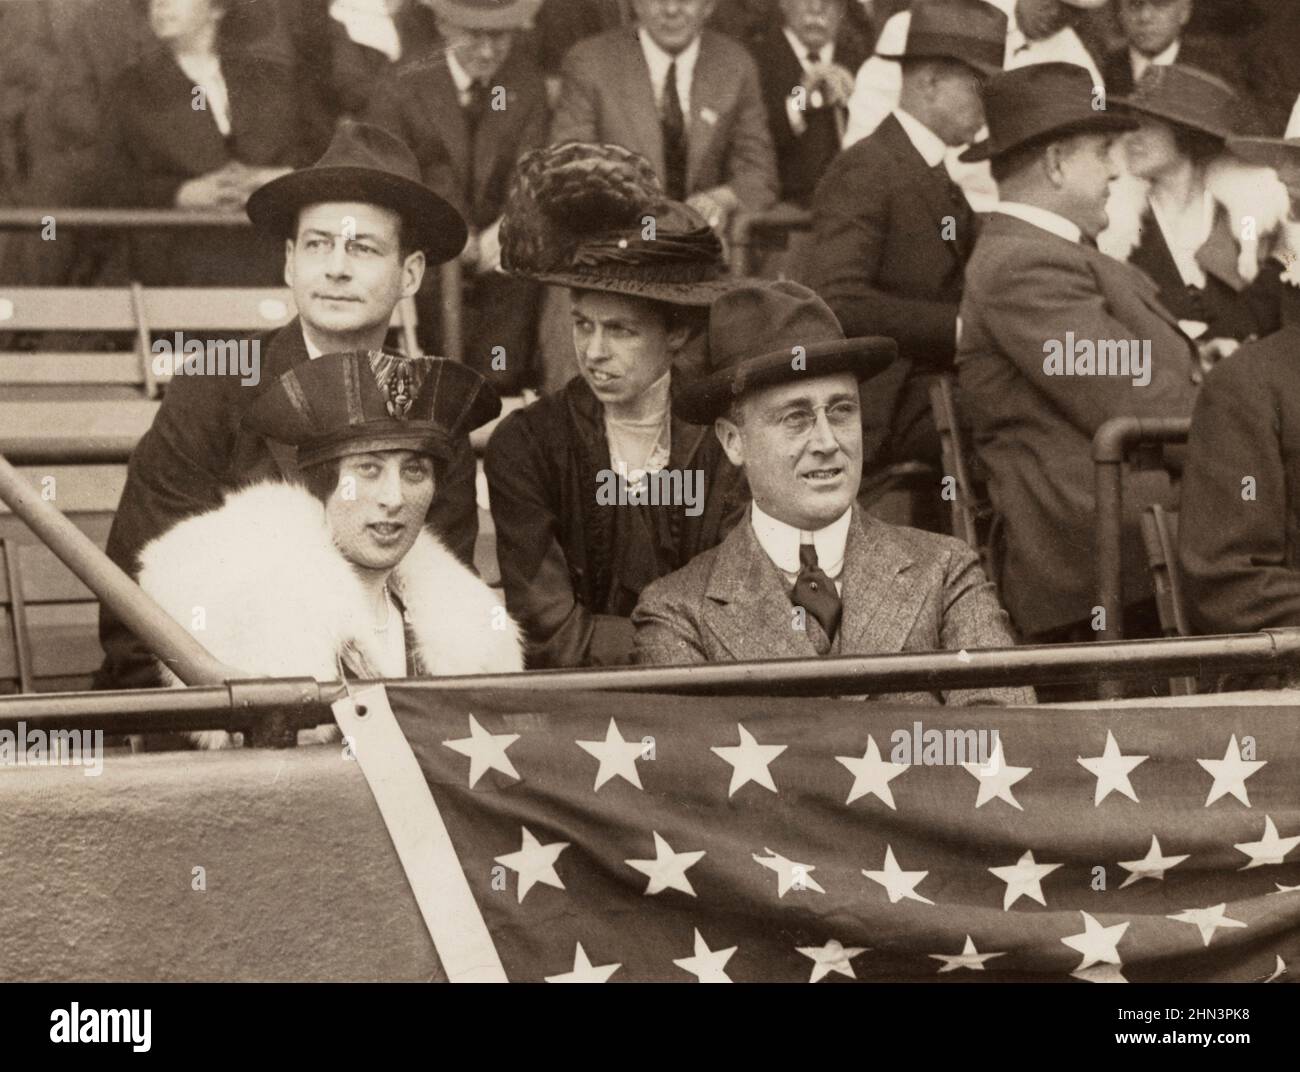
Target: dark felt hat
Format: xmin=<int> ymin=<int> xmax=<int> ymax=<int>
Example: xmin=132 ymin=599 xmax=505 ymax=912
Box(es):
xmin=876 ymin=0 xmax=1008 ymax=76
xmin=673 ymin=281 xmax=896 ymax=425
xmin=960 ymin=62 xmax=1136 ymax=163
xmin=243 ymin=351 xmax=500 ymax=469
xmin=246 ymin=122 xmax=468 ymax=263
xmin=1227 ymin=135 xmax=1300 ymax=170
xmin=1123 ymin=64 xmax=1242 ymax=142
xmin=499 ymin=141 xmax=734 ymax=305
xmin=429 ymin=0 xmax=540 ymax=29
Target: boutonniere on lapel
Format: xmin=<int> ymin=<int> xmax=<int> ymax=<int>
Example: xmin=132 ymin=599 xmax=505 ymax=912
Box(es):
xmin=698 ymin=106 xmax=718 ymax=127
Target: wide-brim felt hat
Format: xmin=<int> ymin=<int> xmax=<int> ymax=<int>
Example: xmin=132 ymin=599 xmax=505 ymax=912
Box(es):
xmin=1121 ymin=64 xmax=1241 ymax=142
xmin=428 ymin=0 xmax=541 ymax=29
xmin=876 ymin=0 xmax=1008 ymax=76
xmin=500 ymin=141 xmax=734 ymax=305
xmin=1227 ymin=135 xmax=1300 ymax=170
xmin=960 ymin=62 xmax=1136 ymax=162
xmin=243 ymin=351 xmax=500 ymax=469
xmin=674 ymin=280 xmax=896 ymax=425
xmin=247 ymin=122 xmax=468 ymax=264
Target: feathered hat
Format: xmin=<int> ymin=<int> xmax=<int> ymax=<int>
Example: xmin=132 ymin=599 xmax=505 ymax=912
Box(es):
xmin=499 ymin=142 xmax=733 ymax=305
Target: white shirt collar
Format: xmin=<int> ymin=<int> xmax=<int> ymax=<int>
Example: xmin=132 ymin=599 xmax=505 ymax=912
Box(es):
xmin=638 ymin=27 xmax=701 ymax=113
xmin=302 ymin=326 xmax=323 ymax=360
xmin=329 ymin=0 xmax=401 ymax=63
xmin=781 ymin=26 xmax=835 ymax=68
xmin=446 ymin=50 xmax=474 ymax=96
xmin=750 ymin=501 xmax=852 ymax=582
xmin=892 ymin=107 xmax=948 ymax=168
xmin=1130 ymin=39 xmax=1180 ymax=83
xmin=994 ymin=201 xmax=1082 ymax=244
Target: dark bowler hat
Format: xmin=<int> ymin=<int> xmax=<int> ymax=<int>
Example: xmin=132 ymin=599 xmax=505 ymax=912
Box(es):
xmin=673 ymin=281 xmax=896 ymax=425
xmin=960 ymin=62 xmax=1136 ymax=162
xmin=500 ymin=142 xmax=733 ymax=305
xmin=876 ymin=0 xmax=1008 ymax=76
xmin=246 ymin=122 xmax=468 ymax=264
xmin=429 ymin=0 xmax=541 ymax=29
xmin=243 ymin=351 xmax=501 ymax=469
xmin=1227 ymin=135 xmax=1300 ymax=171
xmin=1124 ymin=64 xmax=1242 ymax=142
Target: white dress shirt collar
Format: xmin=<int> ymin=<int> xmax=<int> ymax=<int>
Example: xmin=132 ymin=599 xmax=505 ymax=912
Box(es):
xmin=892 ymin=107 xmax=948 ymax=168
xmin=750 ymin=501 xmax=852 ymax=583
xmin=1130 ymin=39 xmax=1180 ymax=84
xmin=638 ymin=27 xmax=701 ymax=115
xmin=174 ymin=50 xmax=231 ymax=137
xmin=781 ymin=26 xmax=835 ymax=69
xmin=994 ymin=201 xmax=1082 ymax=245
xmin=446 ymin=49 xmax=474 ymax=97
xmin=302 ymin=326 xmax=323 ymax=360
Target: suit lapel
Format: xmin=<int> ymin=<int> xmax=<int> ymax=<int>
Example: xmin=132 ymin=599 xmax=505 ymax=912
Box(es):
xmin=621 ymin=32 xmax=666 ymax=177
xmin=837 ymin=510 xmax=926 ymax=656
xmin=686 ymin=33 xmax=723 ymax=192
xmin=427 ymin=59 xmax=472 ymax=198
xmin=700 ymin=519 xmax=820 ymax=661
xmin=879 ymin=115 xmax=969 ymax=263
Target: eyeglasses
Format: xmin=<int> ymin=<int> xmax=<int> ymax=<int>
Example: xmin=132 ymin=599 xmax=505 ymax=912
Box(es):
xmin=770 ymin=400 xmax=860 ymax=439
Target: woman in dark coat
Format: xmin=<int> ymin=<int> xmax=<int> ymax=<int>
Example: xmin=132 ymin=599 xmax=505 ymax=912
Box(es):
xmin=485 ymin=143 xmax=750 ymax=668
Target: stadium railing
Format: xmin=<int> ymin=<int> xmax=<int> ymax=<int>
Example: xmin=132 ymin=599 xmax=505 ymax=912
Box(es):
xmin=728 ymin=204 xmax=813 ymax=278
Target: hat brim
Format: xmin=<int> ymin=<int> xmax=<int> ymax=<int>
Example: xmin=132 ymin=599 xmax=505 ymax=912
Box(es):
xmin=959 ymin=112 xmax=1138 ymax=162
xmin=246 ymin=166 xmax=468 ymax=264
xmin=1227 ymin=136 xmax=1300 ymax=170
xmin=520 ymin=269 xmax=739 ymax=306
xmin=875 ymin=48 xmax=1002 ymax=77
xmin=673 ymin=337 xmax=897 ymax=425
xmin=1120 ymin=98 xmax=1233 ymax=143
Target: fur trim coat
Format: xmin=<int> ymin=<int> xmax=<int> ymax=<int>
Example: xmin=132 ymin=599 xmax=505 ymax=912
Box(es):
xmin=136 ymin=482 xmax=523 ymax=746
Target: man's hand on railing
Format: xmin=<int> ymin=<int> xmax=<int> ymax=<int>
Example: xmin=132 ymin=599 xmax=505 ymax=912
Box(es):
xmin=174 ymin=163 xmax=251 ymax=211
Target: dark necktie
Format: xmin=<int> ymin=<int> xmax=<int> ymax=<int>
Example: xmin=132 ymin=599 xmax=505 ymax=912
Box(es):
xmin=463 ymin=79 xmax=490 ymax=135
xmin=792 ymin=542 xmax=842 ymax=646
xmin=661 ymin=59 xmax=687 ymax=201
xmin=931 ymin=160 xmax=974 ymax=255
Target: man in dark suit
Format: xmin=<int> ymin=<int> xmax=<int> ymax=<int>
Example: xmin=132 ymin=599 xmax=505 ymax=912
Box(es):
xmin=957 ymin=63 xmax=1203 ymax=642
xmin=747 ymin=0 xmax=868 ymax=207
xmin=633 ymin=280 xmax=1032 ymax=706
xmin=96 ymin=124 xmax=481 ymax=690
xmin=804 ymin=0 xmax=1006 ymax=474
xmin=366 ymin=0 xmax=549 ymax=391
xmin=550 ymin=0 xmax=777 ymax=233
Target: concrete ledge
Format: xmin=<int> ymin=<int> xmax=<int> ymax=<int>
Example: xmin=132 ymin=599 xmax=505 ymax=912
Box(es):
xmin=0 ymin=744 xmax=442 ymax=981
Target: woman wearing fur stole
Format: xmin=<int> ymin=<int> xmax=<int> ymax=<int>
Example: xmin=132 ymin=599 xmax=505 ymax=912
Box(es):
xmin=136 ymin=349 xmax=523 ymax=747
xmin=1100 ymin=64 xmax=1290 ymax=360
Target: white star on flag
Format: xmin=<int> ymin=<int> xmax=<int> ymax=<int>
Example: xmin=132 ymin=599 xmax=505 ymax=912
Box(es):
xmin=797 ymin=939 xmax=867 ymax=982
xmin=1061 ymin=911 xmax=1129 ymax=972
xmin=1077 ymin=730 xmax=1147 ymax=805
xmin=1274 ymin=883 xmax=1300 ymax=894
xmin=929 ymin=935 xmax=1006 ymax=973
xmin=836 ymin=736 xmax=909 ymax=808
xmin=575 ymin=718 xmax=647 ymax=791
xmin=1197 ymin=735 xmax=1266 ymax=807
xmin=1234 ymin=815 xmax=1300 ymax=869
xmin=1263 ymin=955 xmax=1287 ymax=982
xmin=544 ymin=943 xmax=621 ymax=983
xmin=1072 ymin=964 xmax=1128 ymax=984
xmin=673 ymin=928 xmax=737 ymax=982
xmin=1117 ymin=835 xmax=1189 ymax=888
xmin=494 ymin=826 xmax=570 ymax=903
xmin=1166 ymin=903 xmax=1248 ymax=946
xmin=711 ymin=723 xmax=786 ymax=797
xmin=752 ymin=847 xmax=826 ymax=897
xmin=862 ymin=845 xmax=934 ymax=905
xmin=988 ymin=849 xmax=1062 ymax=909
xmin=442 ymin=714 xmax=519 ymax=787
xmin=625 ymin=831 xmax=705 ymax=896
xmin=962 ymin=737 xmax=1031 ymax=810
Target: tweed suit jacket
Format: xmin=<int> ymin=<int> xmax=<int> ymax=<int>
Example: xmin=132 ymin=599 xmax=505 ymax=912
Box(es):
xmin=549 ymin=27 xmax=777 ymax=212
xmin=956 ymin=212 xmax=1202 ymax=636
xmin=632 ymin=506 xmax=1033 ymax=706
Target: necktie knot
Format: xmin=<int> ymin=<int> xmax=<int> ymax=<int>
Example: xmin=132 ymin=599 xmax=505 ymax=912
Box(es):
xmin=807 ymin=48 xmax=822 ymax=66
xmin=792 ymin=541 xmax=841 ymax=650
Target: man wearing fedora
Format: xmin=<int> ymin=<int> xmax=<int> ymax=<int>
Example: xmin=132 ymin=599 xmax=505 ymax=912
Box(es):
xmin=1179 ymin=132 xmax=1300 ymax=638
xmin=365 ymin=0 xmax=548 ymax=392
xmin=956 ymin=62 xmax=1202 ymax=644
xmin=633 ymin=280 xmax=1032 ymax=706
xmin=485 ymin=142 xmax=750 ymax=669
xmin=805 ymin=0 xmax=1005 ymax=480
xmin=97 ymin=121 xmax=482 ymax=690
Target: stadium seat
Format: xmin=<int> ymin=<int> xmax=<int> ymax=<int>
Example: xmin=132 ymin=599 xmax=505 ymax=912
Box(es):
xmin=1139 ymin=505 xmax=1196 ymax=696
xmin=929 ymin=373 xmax=997 ymax=580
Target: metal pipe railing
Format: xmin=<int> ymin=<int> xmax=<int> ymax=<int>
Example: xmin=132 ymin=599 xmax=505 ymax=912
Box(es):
xmin=1093 ymin=416 xmax=1192 ymax=650
xmin=4 ymin=629 xmax=1299 ymax=739
xmin=0 ymin=438 xmax=137 ymax=465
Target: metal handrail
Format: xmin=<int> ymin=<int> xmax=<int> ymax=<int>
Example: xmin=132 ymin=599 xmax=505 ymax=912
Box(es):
xmin=729 ymin=205 xmax=813 ymax=277
xmin=3 ymin=629 xmax=1300 ymax=739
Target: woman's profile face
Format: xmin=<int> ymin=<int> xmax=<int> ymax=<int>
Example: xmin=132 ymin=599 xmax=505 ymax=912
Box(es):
xmin=325 ymin=450 xmax=436 ymax=572
xmin=1124 ymin=118 xmax=1183 ymax=180
xmin=149 ymin=0 xmax=222 ymax=42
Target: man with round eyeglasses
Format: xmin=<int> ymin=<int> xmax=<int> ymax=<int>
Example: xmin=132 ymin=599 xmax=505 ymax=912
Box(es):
xmin=632 ymin=279 xmax=1033 ymax=706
